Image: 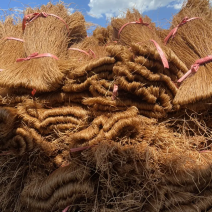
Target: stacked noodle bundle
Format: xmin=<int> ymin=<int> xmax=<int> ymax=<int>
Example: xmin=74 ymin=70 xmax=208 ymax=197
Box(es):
xmin=0 ymin=109 xmax=56 ymax=156
xmin=1 ymin=99 xmax=90 ymax=158
xmin=0 ymin=3 xmax=87 ymax=93
xmin=16 ymin=108 xmax=212 ymax=211
xmin=20 ymin=164 xmax=94 ymax=211
xmin=9 ymin=126 xmax=55 ymax=156
xmin=159 ymin=0 xmax=212 ymax=111
xmin=111 ymin=9 xmax=188 ymax=77
xmin=63 ymin=56 xmax=116 ymax=106
xmin=103 ymin=10 xmax=188 ymax=118
xmin=157 ymin=0 xmax=210 ymax=69
xmin=60 ymin=106 xmax=148 ymax=148
xmin=17 ymin=100 xmax=89 ymax=135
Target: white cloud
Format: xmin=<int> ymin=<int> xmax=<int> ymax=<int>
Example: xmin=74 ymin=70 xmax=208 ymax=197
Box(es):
xmin=167 ymin=3 xmax=183 ymax=10
xmin=105 ymin=13 xmax=113 ymax=19
xmin=13 ymin=7 xmax=23 ymax=14
xmin=67 ymin=8 xmax=75 ymax=15
xmin=0 ymin=7 xmax=23 ymax=13
xmin=88 ymin=0 xmax=184 ymax=18
xmin=0 ymin=7 xmax=23 ymax=16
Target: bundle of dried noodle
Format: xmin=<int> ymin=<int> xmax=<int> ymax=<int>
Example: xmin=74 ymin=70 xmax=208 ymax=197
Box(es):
xmin=0 ymin=107 xmax=17 ymax=147
xmin=0 ymin=3 xmax=78 ymax=93
xmin=17 ymin=100 xmax=89 ymax=135
xmin=20 ymin=164 xmax=94 ymax=211
xmin=8 ymin=126 xmax=56 ymax=156
xmin=171 ymin=2 xmax=212 ymax=107
xmin=0 ymin=17 xmax=24 ymax=69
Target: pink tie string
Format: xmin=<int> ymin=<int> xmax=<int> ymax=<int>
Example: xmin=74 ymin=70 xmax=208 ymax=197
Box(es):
xmin=22 ymin=12 xmax=69 ymax=32
xmin=135 ymin=40 xmax=169 ymax=69
xmin=150 ymin=39 xmax=169 ymax=69
xmin=164 ymin=17 xmax=200 ymax=45
xmin=62 ymin=206 xmax=71 ymax=212
xmin=112 ymin=84 xmax=118 ymax=100
xmin=69 ymin=48 xmax=96 ymax=58
xmin=177 ymin=55 xmax=212 ymax=83
xmin=4 ymin=37 xmax=24 ymax=42
xmin=70 ymin=145 xmax=95 ymax=153
xmin=16 ymin=52 xmax=58 ymax=62
xmin=118 ymin=18 xmax=151 ymax=38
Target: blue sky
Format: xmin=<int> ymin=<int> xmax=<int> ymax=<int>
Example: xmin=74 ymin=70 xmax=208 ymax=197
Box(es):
xmin=0 ymin=0 xmax=183 ymax=31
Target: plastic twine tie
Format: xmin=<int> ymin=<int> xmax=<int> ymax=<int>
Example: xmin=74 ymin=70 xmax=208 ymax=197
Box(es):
xmin=112 ymin=84 xmax=118 ymax=100
xmin=150 ymin=39 xmax=169 ymax=69
xmin=4 ymin=37 xmax=24 ymax=42
xmin=164 ymin=16 xmax=200 ymax=45
xmin=62 ymin=205 xmax=71 ymax=212
xmin=31 ymin=89 xmax=36 ymax=97
xmin=70 ymin=145 xmax=96 ymax=153
xmin=177 ymin=55 xmax=212 ymax=83
xmin=88 ymin=49 xmax=96 ymax=58
xmin=135 ymin=40 xmax=169 ymax=69
xmin=69 ymin=48 xmax=96 ymax=58
xmin=0 ymin=151 xmax=12 ymax=156
xmin=118 ymin=17 xmax=151 ymax=38
xmin=16 ymin=52 xmax=58 ymax=62
xmin=199 ymin=150 xmax=212 ymax=153
xmin=22 ymin=12 xmax=69 ymax=32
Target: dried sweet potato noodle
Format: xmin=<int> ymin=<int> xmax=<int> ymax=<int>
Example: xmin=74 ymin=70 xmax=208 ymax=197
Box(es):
xmin=1 ymin=1 xmax=212 ymax=212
